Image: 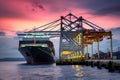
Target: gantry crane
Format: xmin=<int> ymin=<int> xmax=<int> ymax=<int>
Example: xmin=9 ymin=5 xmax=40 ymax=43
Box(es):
xmin=17 ymin=13 xmax=113 ymax=61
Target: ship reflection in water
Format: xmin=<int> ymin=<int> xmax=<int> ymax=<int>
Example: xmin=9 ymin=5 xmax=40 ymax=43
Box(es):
xmin=0 ymin=62 xmax=120 ymax=80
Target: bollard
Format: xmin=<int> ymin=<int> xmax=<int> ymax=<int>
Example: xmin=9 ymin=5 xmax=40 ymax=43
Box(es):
xmin=91 ymin=61 xmax=94 ymax=67
xmin=97 ymin=61 xmax=102 ymax=69
xmin=108 ymin=61 xmax=115 ymax=72
xmin=86 ymin=61 xmax=89 ymax=66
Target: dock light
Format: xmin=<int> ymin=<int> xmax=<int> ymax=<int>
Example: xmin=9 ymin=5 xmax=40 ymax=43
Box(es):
xmin=77 ymin=56 xmax=80 ymax=58
xmin=62 ymin=51 xmax=72 ymax=55
xmin=82 ymin=56 xmax=85 ymax=57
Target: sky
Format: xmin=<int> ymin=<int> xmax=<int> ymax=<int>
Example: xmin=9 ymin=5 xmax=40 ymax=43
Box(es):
xmin=0 ymin=0 xmax=120 ymax=58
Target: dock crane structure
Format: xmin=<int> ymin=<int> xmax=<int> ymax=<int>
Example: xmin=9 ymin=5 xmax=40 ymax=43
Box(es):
xmin=17 ymin=13 xmax=113 ymax=61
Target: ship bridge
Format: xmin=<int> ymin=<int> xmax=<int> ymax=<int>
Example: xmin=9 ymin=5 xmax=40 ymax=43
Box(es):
xmin=17 ymin=13 xmax=113 ymax=61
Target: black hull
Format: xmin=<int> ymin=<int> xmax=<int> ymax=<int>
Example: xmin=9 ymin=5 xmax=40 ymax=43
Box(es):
xmin=19 ymin=46 xmax=55 ymax=64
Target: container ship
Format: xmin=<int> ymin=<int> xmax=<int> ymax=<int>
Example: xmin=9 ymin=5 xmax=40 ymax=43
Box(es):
xmin=17 ymin=33 xmax=55 ymax=64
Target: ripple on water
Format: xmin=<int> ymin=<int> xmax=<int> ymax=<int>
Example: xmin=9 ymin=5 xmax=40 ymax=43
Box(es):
xmin=0 ymin=62 xmax=120 ymax=80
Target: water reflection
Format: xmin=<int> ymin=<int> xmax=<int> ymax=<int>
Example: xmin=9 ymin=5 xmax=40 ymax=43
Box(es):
xmin=17 ymin=63 xmax=63 ymax=80
xmin=0 ymin=62 xmax=120 ymax=80
xmin=72 ymin=65 xmax=84 ymax=80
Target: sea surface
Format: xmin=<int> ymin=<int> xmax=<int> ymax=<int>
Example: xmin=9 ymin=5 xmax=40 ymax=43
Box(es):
xmin=0 ymin=62 xmax=119 ymax=80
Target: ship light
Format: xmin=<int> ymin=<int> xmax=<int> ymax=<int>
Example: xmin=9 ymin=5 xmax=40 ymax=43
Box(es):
xmin=20 ymin=44 xmax=48 ymax=47
xmin=24 ymin=35 xmax=50 ymax=38
xmin=21 ymin=44 xmax=26 ymax=47
xmin=40 ymin=44 xmax=48 ymax=47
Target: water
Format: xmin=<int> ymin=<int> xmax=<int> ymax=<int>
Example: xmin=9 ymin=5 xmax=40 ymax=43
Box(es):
xmin=0 ymin=62 xmax=119 ymax=80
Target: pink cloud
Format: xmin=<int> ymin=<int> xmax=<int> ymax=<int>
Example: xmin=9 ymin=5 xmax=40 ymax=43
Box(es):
xmin=0 ymin=0 xmax=120 ymax=36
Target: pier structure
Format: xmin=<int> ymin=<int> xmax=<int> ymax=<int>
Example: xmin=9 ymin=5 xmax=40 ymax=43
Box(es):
xmin=17 ymin=13 xmax=120 ymax=71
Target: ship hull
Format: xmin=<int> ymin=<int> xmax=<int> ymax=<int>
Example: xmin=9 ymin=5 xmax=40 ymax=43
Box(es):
xmin=19 ymin=46 xmax=55 ymax=64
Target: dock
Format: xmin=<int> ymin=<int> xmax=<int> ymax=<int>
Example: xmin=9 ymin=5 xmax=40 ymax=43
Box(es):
xmin=56 ymin=60 xmax=120 ymax=72
xmin=18 ymin=13 xmax=120 ymax=72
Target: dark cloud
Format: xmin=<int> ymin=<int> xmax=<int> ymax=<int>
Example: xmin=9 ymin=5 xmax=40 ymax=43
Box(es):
xmin=0 ymin=7 xmax=25 ymax=18
xmin=84 ymin=0 xmax=120 ymax=9
xmin=0 ymin=3 xmax=24 ymax=18
xmin=110 ymin=27 xmax=120 ymax=35
xmin=93 ymin=5 xmax=120 ymax=16
xmin=110 ymin=27 xmax=120 ymax=31
xmin=37 ymin=5 xmax=45 ymax=10
xmin=87 ymin=0 xmax=120 ymax=16
xmin=0 ymin=37 xmax=22 ymax=58
xmin=0 ymin=1 xmax=26 ymax=19
xmin=110 ymin=27 xmax=120 ymax=40
xmin=30 ymin=0 xmax=46 ymax=11
xmin=71 ymin=0 xmax=120 ymax=16
xmin=30 ymin=0 xmax=73 ymax=12
xmin=0 ymin=0 xmax=46 ymax=18
xmin=0 ymin=32 xmax=5 ymax=36
xmin=30 ymin=0 xmax=120 ymax=16
xmin=31 ymin=3 xmax=45 ymax=11
xmin=0 ymin=0 xmax=120 ymax=19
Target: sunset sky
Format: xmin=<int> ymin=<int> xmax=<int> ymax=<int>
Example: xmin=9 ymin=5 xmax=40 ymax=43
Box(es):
xmin=0 ymin=0 xmax=120 ymax=58
xmin=0 ymin=0 xmax=120 ymax=36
